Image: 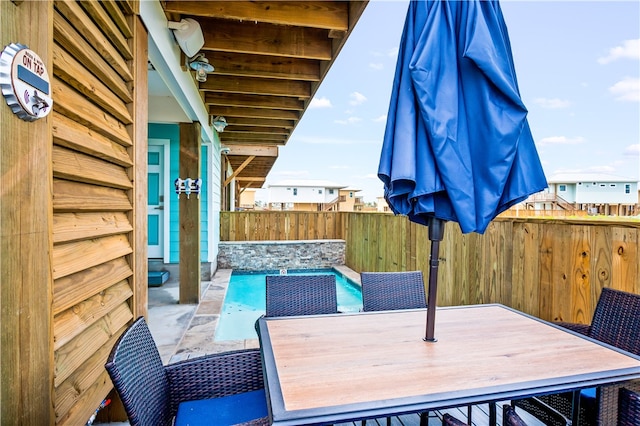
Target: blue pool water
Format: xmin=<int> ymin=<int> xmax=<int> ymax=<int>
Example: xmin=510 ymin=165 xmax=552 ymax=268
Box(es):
xmin=215 ymin=269 xmax=363 ymax=341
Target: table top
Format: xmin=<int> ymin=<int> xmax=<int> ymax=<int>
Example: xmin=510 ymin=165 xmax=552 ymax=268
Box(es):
xmin=257 ymin=304 xmax=640 ymax=425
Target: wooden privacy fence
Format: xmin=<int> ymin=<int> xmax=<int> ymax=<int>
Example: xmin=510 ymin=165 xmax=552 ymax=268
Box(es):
xmin=220 ymin=212 xmax=640 ymax=323
xmin=220 ymin=211 xmax=346 ymax=241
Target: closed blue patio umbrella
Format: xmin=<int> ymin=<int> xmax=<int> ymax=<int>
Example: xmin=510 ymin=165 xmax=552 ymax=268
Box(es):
xmin=378 ymin=0 xmax=547 ymax=341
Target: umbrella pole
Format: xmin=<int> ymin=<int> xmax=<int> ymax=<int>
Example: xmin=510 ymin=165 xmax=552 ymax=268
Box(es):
xmin=424 ymin=217 xmax=445 ymax=342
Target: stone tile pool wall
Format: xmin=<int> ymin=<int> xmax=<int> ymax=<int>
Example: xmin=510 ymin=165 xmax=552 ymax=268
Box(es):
xmin=217 ymin=239 xmax=345 ymax=270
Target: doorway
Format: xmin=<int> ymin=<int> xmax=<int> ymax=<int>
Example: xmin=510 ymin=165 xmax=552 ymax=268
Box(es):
xmin=148 ymin=140 xmax=169 ymax=259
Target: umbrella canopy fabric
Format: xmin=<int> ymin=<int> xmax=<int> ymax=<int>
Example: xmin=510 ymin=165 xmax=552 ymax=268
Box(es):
xmin=378 ymin=0 xmax=547 ymax=234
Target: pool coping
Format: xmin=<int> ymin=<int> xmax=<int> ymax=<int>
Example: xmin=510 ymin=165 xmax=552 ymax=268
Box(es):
xmin=167 ymin=265 xmax=361 ymax=363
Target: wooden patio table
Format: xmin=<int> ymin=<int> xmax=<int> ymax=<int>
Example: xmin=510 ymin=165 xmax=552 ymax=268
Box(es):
xmin=256 ymin=304 xmax=640 ymax=426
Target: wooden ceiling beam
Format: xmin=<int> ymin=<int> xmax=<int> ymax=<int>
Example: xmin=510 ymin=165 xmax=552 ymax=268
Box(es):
xmin=210 ymin=106 xmax=300 ymax=120
xmin=224 ymin=155 xmax=256 ymax=186
xmin=223 ymin=144 xmax=278 ymax=157
xmin=199 ymin=18 xmax=332 ymax=60
xmin=224 ymin=126 xmax=291 ymax=136
xmin=222 ymin=117 xmax=295 ymax=129
xmin=205 ymin=93 xmax=304 ymax=111
xmin=200 ymin=75 xmax=310 ymax=98
xmin=222 ymin=133 xmax=287 ymax=143
xmin=204 ymin=52 xmax=320 ymax=81
xmin=163 ymin=1 xmax=349 ymax=31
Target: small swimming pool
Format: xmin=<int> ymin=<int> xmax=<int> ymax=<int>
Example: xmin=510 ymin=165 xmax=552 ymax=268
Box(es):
xmin=215 ymin=269 xmax=363 ymax=341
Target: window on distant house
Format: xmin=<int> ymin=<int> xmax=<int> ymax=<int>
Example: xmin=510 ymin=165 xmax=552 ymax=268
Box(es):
xmin=600 ymin=184 xmax=606 ymax=187
xmin=610 ymin=184 xmax=617 ymax=187
xmin=559 ymin=185 xmax=566 ymax=191
xmin=625 ymin=184 xmax=631 ymax=194
xmin=329 ymin=189 xmax=334 ymax=194
xmin=293 ymin=188 xmax=297 ymax=196
xmin=318 ymin=189 xmax=322 ymax=194
xmin=349 ymin=192 xmax=353 ymax=197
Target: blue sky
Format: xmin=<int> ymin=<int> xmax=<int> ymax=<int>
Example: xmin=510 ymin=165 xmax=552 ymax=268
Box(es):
xmin=258 ymin=0 xmax=639 ymax=203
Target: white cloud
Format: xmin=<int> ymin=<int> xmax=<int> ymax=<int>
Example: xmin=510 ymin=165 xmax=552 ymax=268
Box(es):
xmin=597 ymin=39 xmax=640 ymax=64
xmin=538 ymin=136 xmax=586 ymax=145
xmin=329 ymin=165 xmax=349 ymax=170
xmin=388 ymin=47 xmax=399 ymax=58
xmin=373 ymin=115 xmax=387 ymax=122
xmin=533 ymin=98 xmax=571 ymax=109
xmin=349 ymin=92 xmax=367 ymax=106
xmin=609 ymin=77 xmax=640 ymax=102
xmin=335 ymin=116 xmax=363 ymax=125
xmin=369 ymin=62 xmax=384 ymax=70
xmin=309 ymin=96 xmax=332 ymax=109
xmin=624 ymin=144 xmax=640 ymax=156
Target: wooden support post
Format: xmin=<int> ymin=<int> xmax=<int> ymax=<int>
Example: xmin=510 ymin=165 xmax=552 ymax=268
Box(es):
xmin=179 ymin=123 xmax=201 ymax=304
xmin=131 ymin=14 xmax=149 ymax=319
xmin=0 ymin=1 xmax=54 ymax=423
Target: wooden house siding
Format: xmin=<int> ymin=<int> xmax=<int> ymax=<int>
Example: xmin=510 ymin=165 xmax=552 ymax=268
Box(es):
xmin=50 ymin=1 xmax=144 ymax=424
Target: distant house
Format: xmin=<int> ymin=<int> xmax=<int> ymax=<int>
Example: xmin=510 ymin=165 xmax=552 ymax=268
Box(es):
xmin=525 ymin=173 xmax=639 ymax=216
xmin=338 ymin=188 xmax=365 ymax=211
xmin=268 ymin=180 xmax=346 ymax=211
xmin=377 ymin=196 xmax=392 ymax=213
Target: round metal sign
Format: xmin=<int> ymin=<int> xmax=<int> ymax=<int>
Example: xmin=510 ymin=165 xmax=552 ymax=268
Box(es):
xmin=0 ymin=43 xmax=53 ymax=122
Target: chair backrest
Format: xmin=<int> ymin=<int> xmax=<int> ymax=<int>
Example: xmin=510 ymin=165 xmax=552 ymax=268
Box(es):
xmin=105 ymin=317 xmax=173 ymax=426
xmin=618 ymin=387 xmax=640 ymax=426
xmin=360 ymin=271 xmax=427 ymax=312
xmin=590 ymin=288 xmax=640 ymax=355
xmin=265 ymin=274 xmax=338 ymax=317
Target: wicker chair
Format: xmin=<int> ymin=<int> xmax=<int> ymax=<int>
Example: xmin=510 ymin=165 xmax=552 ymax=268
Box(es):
xmin=618 ymin=387 xmax=640 ymax=426
xmin=360 ymin=271 xmax=427 ymax=312
xmin=360 ymin=271 xmax=427 ymax=426
xmin=442 ymin=413 xmax=469 ymax=426
xmin=265 ymin=274 xmax=338 ymax=317
xmin=441 ymin=407 xmax=529 ymax=426
xmin=513 ymin=287 xmax=640 ymax=426
xmin=105 ymin=317 xmax=268 ymax=426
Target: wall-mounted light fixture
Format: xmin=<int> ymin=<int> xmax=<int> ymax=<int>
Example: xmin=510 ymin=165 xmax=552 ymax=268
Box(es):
xmin=220 ymin=146 xmax=231 ymax=155
xmin=212 ymin=116 xmax=227 ymax=132
xmin=189 ymin=53 xmax=214 ymax=83
xmin=168 ymin=18 xmax=204 ymax=58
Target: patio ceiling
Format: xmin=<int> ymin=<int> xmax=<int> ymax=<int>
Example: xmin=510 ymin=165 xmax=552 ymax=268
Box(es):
xmin=160 ymin=1 xmax=369 ymax=189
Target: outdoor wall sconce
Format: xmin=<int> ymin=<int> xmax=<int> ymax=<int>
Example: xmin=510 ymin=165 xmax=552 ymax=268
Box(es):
xmin=168 ymin=18 xmax=204 ymax=58
xmin=174 ymin=177 xmax=202 ymax=199
xmin=212 ymin=116 xmax=227 ymax=132
xmin=189 ymin=53 xmax=214 ymax=83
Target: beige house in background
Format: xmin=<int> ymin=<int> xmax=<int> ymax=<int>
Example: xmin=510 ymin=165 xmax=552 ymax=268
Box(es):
xmin=338 ymin=188 xmax=365 ymax=211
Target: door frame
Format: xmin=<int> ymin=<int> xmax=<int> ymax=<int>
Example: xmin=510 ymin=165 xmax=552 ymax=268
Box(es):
xmin=148 ymin=138 xmax=171 ymax=262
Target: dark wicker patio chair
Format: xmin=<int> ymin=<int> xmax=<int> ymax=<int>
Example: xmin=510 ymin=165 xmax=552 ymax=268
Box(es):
xmin=360 ymin=271 xmax=427 ymax=426
xmin=360 ymin=271 xmax=427 ymax=312
xmin=618 ymin=387 xmax=640 ymax=426
xmin=265 ymin=274 xmax=338 ymax=317
xmin=442 ymin=413 xmax=469 ymax=426
xmin=513 ymin=287 xmax=640 ymax=426
xmin=105 ymin=316 xmax=268 ymax=426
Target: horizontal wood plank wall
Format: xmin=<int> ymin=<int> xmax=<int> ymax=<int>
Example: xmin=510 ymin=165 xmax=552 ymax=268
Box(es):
xmin=221 ymin=212 xmax=640 ymax=323
xmin=52 ymin=1 xmax=136 ymax=424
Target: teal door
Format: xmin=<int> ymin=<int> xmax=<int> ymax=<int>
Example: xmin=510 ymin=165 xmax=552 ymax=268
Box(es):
xmin=148 ymin=144 xmax=165 ymax=258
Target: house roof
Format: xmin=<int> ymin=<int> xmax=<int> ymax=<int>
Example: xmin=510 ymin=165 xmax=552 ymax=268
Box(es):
xmin=158 ymin=1 xmax=369 ymax=189
xmin=547 ymin=173 xmax=639 ymax=183
xmin=269 ymin=179 xmax=346 ymax=189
